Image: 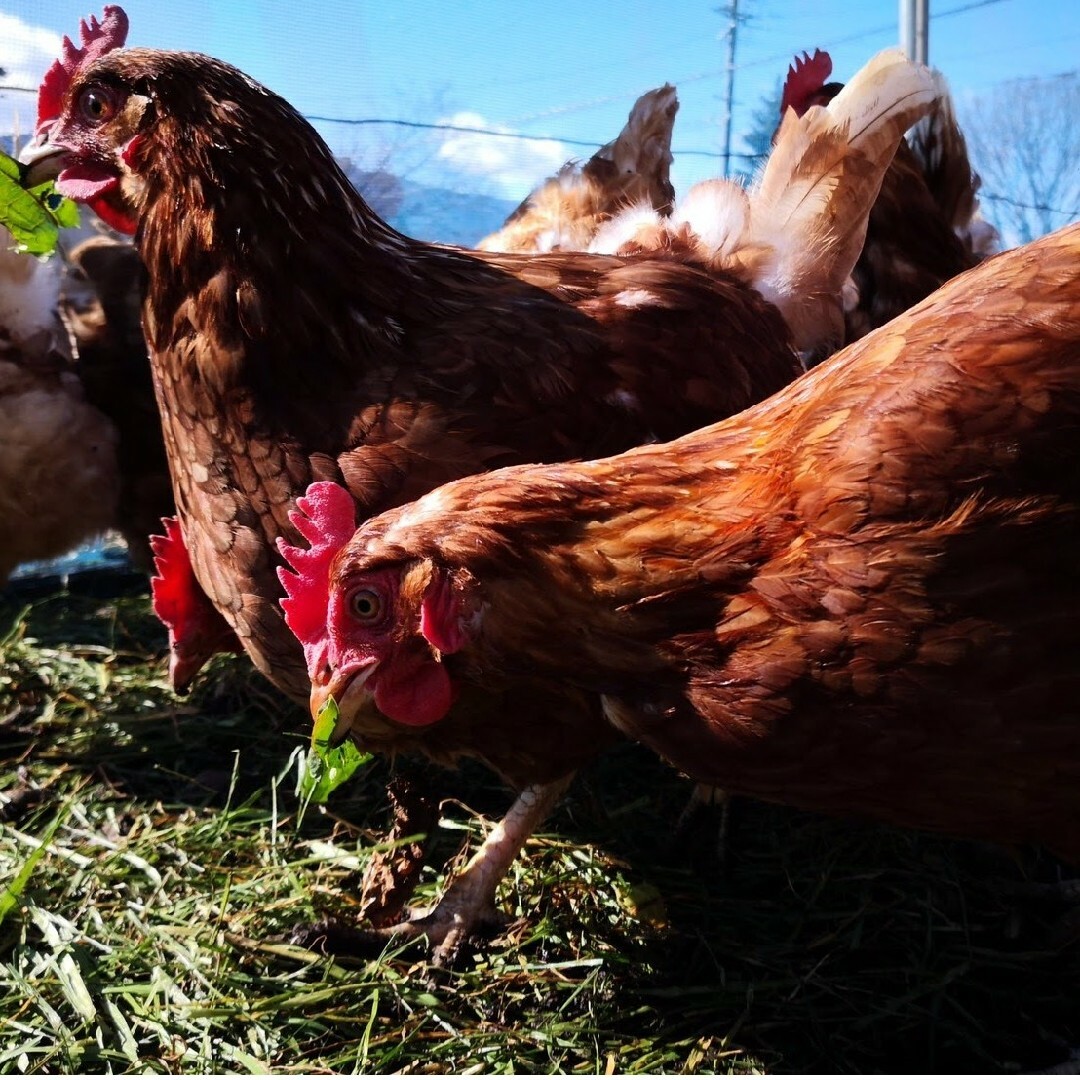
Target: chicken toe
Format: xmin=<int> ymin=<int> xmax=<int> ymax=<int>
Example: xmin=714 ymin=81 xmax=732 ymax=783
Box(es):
xmin=293 ymin=776 xmax=574 ymax=966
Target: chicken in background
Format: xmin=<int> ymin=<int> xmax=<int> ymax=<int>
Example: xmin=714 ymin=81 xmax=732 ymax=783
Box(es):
xmin=477 ymin=84 xmax=678 ymax=254
xmin=59 ymin=234 xmax=174 ymax=571
xmin=287 ymin=220 xmax=1080 ymax=955
xmin=777 ymin=47 xmax=997 ymax=343
xmin=589 ymin=49 xmax=942 ymax=361
xmin=0 ymin=224 xmax=121 ymax=585
xmin=23 ymin=8 xmax=938 ymax=957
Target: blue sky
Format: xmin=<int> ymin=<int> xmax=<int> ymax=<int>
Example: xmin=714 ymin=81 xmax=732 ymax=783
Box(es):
xmin=2 ymin=0 xmax=1078 ymax=211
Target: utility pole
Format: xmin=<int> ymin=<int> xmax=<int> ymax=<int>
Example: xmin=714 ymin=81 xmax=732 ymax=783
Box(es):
xmin=719 ymin=0 xmax=741 ymax=177
xmin=899 ymin=0 xmax=929 ymax=63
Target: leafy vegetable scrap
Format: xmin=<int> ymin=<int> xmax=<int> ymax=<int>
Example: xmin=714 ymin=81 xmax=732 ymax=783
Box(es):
xmin=296 ymin=695 xmax=372 ymax=805
xmin=0 ymin=148 xmax=80 ymax=256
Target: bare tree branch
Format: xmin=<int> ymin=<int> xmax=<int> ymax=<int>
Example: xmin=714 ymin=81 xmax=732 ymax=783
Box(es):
xmin=963 ymin=73 xmax=1080 ymax=246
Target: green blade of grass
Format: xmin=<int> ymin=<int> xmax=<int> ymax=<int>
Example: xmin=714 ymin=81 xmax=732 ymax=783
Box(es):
xmin=0 ymin=801 xmax=74 ymax=925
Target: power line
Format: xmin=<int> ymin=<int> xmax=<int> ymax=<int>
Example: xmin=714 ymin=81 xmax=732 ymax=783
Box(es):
xmin=5 ymin=103 xmax=1075 ymax=213
xmin=0 ymin=86 xmax=757 ymax=159
xmin=310 ymin=115 xmax=760 ymax=160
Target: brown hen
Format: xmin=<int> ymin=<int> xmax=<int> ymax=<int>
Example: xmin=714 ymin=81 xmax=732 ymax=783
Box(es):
xmin=19 ymin=8 xmax=940 ymax=704
xmin=23 ymin=8 xmax=812 ymax=706
xmin=287 ymin=221 xmax=1080 ymax=954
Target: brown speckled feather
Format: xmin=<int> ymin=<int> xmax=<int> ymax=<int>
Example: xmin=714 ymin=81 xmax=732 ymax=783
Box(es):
xmin=338 ymin=223 xmax=1080 ymax=860
xmin=42 ymin=48 xmax=800 ymax=704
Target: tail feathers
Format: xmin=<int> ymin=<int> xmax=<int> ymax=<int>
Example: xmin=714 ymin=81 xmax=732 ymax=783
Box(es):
xmin=908 ymin=91 xmax=975 ymax=230
xmin=588 ymin=84 xmax=679 ymax=213
xmin=588 ymin=201 xmax=673 ymax=255
xmin=588 ymin=177 xmax=759 ymax=271
xmin=747 ymin=48 xmax=941 ymax=354
xmin=589 ymin=51 xmax=948 ymax=359
xmin=478 ymin=84 xmax=679 ymax=253
xmin=908 ymin=89 xmax=1000 ymax=260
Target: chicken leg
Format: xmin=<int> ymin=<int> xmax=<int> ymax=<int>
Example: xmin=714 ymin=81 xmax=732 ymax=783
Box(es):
xmin=293 ymin=775 xmax=574 ymax=967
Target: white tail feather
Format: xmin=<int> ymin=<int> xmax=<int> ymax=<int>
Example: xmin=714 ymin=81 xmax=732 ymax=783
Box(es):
xmin=584 ymin=50 xmax=941 ymax=359
xmin=748 ymin=49 xmax=941 ymax=353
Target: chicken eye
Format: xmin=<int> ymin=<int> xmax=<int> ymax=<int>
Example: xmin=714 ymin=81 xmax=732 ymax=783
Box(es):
xmin=78 ymin=87 xmax=116 ymax=123
xmin=348 ymin=588 xmax=384 ymax=625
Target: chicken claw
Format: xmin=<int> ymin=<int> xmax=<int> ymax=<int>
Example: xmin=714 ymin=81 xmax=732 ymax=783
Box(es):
xmin=293 ymin=776 xmax=573 ymax=967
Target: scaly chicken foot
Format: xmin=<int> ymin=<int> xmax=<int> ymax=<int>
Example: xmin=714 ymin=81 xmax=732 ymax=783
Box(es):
xmin=293 ymin=775 xmax=574 ymax=967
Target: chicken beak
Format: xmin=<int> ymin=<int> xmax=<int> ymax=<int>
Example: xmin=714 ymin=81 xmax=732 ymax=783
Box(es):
xmin=18 ymin=138 xmax=69 ymax=189
xmin=168 ymin=649 xmax=199 ymax=697
xmin=309 ymin=661 xmax=380 ymax=749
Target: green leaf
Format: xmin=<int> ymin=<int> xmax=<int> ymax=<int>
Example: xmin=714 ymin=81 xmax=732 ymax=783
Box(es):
xmin=296 ymin=695 xmax=372 ymax=807
xmin=0 ymin=801 xmax=73 ymax=925
xmin=0 ymin=148 xmax=80 ymax=256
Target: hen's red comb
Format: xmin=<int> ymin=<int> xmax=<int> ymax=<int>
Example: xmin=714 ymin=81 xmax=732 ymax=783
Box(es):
xmin=37 ymin=6 xmax=129 ymax=134
xmin=277 ymin=482 xmax=358 ymax=676
xmin=779 ymin=48 xmax=833 ymax=117
xmin=150 ymin=516 xmax=196 ymax=628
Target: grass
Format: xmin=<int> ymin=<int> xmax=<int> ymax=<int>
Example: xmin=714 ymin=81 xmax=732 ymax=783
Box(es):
xmin=1 ymin=576 xmax=1078 ymax=1074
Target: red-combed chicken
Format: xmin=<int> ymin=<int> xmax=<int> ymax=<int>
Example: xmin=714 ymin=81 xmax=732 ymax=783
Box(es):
xmin=23 ymin=8 xmax=938 ymax=954
xmin=476 ymin=84 xmax=678 ymax=254
xmin=0 ymin=224 xmax=121 ymax=584
xmin=283 ymin=221 xmax=1080 ymax=956
xmin=777 ymin=47 xmax=996 ymax=343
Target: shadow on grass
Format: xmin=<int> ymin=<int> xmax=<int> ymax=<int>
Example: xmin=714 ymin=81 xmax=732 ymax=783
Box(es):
xmin=556 ymin=746 xmax=1080 ymax=1073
